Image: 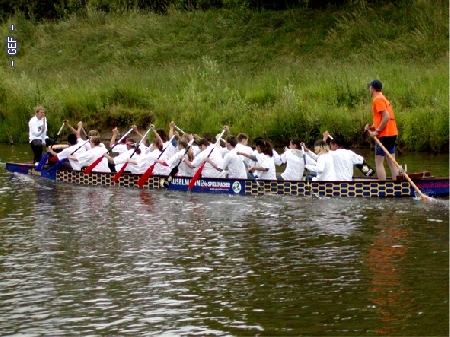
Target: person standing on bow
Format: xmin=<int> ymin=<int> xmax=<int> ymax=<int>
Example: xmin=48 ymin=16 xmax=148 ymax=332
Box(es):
xmin=28 ymin=106 xmax=54 ymax=165
xmin=365 ymin=79 xmax=399 ymax=180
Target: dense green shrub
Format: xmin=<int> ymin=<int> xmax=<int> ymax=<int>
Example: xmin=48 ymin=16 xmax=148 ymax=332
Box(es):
xmin=0 ymin=1 xmax=448 ymax=150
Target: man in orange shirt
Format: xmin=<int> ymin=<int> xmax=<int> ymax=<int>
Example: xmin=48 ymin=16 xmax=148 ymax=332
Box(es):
xmin=365 ymin=79 xmax=399 ymax=180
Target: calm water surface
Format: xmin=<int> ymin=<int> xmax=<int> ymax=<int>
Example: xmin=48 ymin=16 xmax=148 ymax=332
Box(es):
xmin=0 ymin=145 xmax=448 ymax=336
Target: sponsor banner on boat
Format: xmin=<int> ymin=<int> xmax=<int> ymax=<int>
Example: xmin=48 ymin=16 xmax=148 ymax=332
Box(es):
xmin=171 ymin=177 xmax=243 ymax=194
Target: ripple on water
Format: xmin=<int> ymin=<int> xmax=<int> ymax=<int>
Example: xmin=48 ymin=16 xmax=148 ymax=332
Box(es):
xmin=0 ymin=178 xmax=448 ymax=335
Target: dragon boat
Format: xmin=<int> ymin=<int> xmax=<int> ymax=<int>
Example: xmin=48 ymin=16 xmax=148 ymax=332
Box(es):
xmin=5 ymin=162 xmax=449 ymax=198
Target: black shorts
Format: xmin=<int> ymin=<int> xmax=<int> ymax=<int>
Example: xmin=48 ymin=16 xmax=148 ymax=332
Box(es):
xmin=375 ymin=136 xmax=396 ymax=156
xmin=31 ymin=138 xmax=54 ymax=147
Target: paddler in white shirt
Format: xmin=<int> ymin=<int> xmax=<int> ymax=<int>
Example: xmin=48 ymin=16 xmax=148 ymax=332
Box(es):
xmin=207 ymin=135 xmax=247 ymax=179
xmin=184 ymin=138 xmax=224 ymax=178
xmin=68 ymin=136 xmax=110 ymax=172
xmin=278 ymin=138 xmax=314 ymax=181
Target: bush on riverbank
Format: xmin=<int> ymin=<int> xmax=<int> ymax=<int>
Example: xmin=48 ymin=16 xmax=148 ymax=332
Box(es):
xmin=0 ymin=0 xmax=448 ymax=151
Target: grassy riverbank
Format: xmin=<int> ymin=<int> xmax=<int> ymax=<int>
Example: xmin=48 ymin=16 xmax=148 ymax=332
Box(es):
xmin=0 ymin=0 xmax=448 ymax=151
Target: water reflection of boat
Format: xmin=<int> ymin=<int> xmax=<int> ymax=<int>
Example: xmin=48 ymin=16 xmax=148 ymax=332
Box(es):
xmin=366 ymin=216 xmax=409 ymax=335
xmin=5 ymin=162 xmax=449 ymax=198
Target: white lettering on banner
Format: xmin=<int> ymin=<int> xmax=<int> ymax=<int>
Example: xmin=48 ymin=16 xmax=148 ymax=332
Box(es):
xmin=171 ymin=178 xmax=231 ymax=189
xmin=198 ymin=180 xmax=230 ymax=188
xmin=172 ymin=178 xmax=190 ymax=185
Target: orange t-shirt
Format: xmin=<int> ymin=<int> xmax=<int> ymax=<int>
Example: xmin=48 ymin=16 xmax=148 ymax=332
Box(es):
xmin=372 ymin=92 xmax=398 ymax=138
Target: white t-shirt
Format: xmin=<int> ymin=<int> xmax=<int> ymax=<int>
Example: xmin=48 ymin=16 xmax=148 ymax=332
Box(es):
xmin=113 ymin=149 xmax=135 ymax=172
xmin=162 ymin=140 xmax=178 ymax=160
xmin=28 ymin=116 xmax=48 ymax=142
xmin=75 ymin=146 xmax=110 ymax=172
xmin=153 ymin=151 xmax=171 ymax=175
xmin=331 ymin=149 xmax=364 ymax=181
xmin=191 ymin=145 xmax=201 ymax=157
xmin=111 ymin=144 xmax=147 ymax=171
xmin=219 ymin=148 xmax=247 ymax=179
xmin=219 ymin=146 xmax=229 ymax=158
xmin=280 ymin=149 xmax=304 ymax=181
xmin=255 ymin=153 xmax=276 ymax=180
xmin=141 ymin=150 xmax=171 ymax=176
xmin=272 ymin=149 xmax=282 ymax=166
xmin=235 ymin=143 xmax=253 ymax=168
xmin=124 ymin=152 xmax=144 ymax=174
xmin=56 ymin=138 xmax=86 ymax=171
xmin=166 ymin=148 xmax=195 ymax=177
xmin=133 ymin=149 xmax=161 ymax=174
xmin=191 ymin=146 xmax=223 ymax=178
xmin=111 ymin=143 xmax=128 ymax=155
xmin=305 ymin=152 xmax=336 ymax=181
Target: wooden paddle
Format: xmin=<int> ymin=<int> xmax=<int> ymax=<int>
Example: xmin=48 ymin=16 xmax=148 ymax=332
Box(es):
xmin=112 ymin=125 xmax=154 ymax=183
xmin=84 ymin=127 xmax=134 ymax=174
xmin=188 ymin=129 xmax=226 ymax=190
xmin=371 ymin=135 xmax=432 ymax=201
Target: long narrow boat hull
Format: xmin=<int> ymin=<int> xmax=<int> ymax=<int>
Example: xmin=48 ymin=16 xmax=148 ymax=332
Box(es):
xmin=5 ymin=162 xmax=449 ymax=198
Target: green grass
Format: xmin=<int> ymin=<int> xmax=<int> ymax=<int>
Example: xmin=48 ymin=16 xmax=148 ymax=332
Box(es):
xmin=0 ymin=0 xmax=448 ymax=152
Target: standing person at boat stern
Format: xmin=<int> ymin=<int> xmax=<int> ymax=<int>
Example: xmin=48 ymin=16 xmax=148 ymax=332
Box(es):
xmin=365 ymin=79 xmax=399 ymax=180
xmin=28 ymin=106 xmax=54 ymax=165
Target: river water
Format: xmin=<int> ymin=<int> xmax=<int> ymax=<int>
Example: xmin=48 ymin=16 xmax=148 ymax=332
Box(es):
xmin=0 ymin=144 xmax=448 ymax=336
